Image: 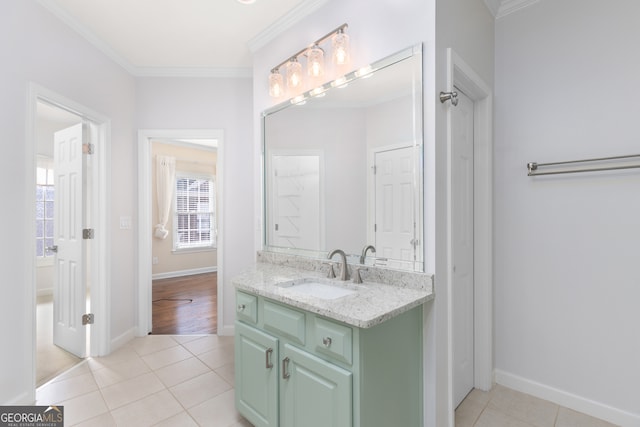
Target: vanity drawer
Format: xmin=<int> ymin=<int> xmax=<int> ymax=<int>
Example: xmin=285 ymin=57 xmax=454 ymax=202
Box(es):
xmin=314 ymin=317 xmax=353 ymax=365
xmin=263 ymin=301 xmax=306 ymax=345
xmin=236 ymin=292 xmax=258 ymax=324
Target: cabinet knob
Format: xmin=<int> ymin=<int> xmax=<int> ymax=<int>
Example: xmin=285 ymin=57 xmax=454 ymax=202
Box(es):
xmin=322 ymin=337 xmax=332 ymax=347
xmin=237 ymin=304 xmax=246 ymax=312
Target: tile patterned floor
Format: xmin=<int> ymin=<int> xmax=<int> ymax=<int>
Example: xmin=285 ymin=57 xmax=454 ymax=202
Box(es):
xmin=37 ymin=333 xmax=619 ymax=427
xmin=36 ymin=335 xmax=251 ymax=427
xmin=455 ymin=386 xmax=619 ymax=427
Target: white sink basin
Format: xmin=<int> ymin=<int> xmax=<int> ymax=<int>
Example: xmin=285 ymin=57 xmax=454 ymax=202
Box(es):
xmin=277 ymin=278 xmax=357 ymax=300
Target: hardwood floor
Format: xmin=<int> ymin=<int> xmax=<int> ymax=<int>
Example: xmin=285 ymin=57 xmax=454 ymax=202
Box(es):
xmin=152 ymin=272 xmax=217 ymax=335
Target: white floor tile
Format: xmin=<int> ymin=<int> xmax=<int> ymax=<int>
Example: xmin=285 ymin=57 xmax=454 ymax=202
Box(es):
xmin=181 ymin=335 xmax=234 ymax=355
xmin=59 ymin=390 xmax=109 ymax=426
xmin=36 ymin=372 xmax=98 ymax=405
xmin=110 ymin=389 xmax=183 ymax=427
xmin=152 ymin=411 xmax=200 ymax=427
xmin=100 ymin=372 xmax=165 ymax=410
xmin=215 ymin=363 xmax=235 ymax=387
xmin=170 ymin=371 xmax=232 ymax=409
xmin=128 ymin=335 xmax=179 ymax=356
xmin=71 ymin=411 xmax=117 ymax=427
xmin=197 ymin=344 xmax=235 ymax=370
xmin=154 ymin=356 xmax=211 ymax=388
xmin=92 ymin=357 xmax=151 ymax=388
xmin=555 ymin=407 xmax=619 ymax=427
xmin=188 ymin=389 xmax=243 ymax=427
xmin=142 ymin=344 xmax=193 ymax=370
xmin=487 ymin=385 xmax=558 ymax=427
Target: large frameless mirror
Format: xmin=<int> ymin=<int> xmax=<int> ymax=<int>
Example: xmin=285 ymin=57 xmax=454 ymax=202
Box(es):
xmin=263 ymin=44 xmax=424 ymax=271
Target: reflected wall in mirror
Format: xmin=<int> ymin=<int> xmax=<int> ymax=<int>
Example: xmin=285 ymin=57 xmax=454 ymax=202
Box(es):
xmin=263 ymin=45 xmax=424 ymax=271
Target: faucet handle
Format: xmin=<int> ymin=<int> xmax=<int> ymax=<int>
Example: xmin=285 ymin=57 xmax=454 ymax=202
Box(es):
xmin=352 ymin=267 xmax=366 ymax=284
xmin=326 ymin=262 xmax=336 ymax=279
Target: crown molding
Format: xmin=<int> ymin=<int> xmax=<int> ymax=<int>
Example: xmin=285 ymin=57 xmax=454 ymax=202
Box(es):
xmin=132 ymin=67 xmax=252 ymax=78
xmin=37 ymin=0 xmax=253 ymax=78
xmin=248 ymin=0 xmax=331 ymax=53
xmin=496 ymin=0 xmax=540 ymax=19
xmin=38 ymin=0 xmax=138 ymax=74
xmin=483 ymin=0 xmax=502 ymax=17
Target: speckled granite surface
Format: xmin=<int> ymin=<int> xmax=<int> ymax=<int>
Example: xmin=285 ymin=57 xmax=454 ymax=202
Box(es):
xmin=232 ymin=252 xmax=435 ymax=328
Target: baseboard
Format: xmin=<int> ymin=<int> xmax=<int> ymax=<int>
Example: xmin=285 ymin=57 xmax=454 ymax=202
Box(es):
xmin=494 ymin=369 xmax=640 ymax=426
xmin=217 ymin=323 xmax=235 ymax=337
xmin=110 ymin=327 xmax=136 ymax=353
xmin=152 ymin=266 xmax=217 ymax=280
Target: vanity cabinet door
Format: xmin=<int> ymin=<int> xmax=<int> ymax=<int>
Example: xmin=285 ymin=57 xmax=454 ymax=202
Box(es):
xmin=280 ymin=343 xmax=352 ymax=427
xmin=235 ymin=322 xmax=279 ymax=427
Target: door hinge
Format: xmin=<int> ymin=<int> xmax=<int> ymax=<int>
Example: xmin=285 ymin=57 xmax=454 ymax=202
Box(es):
xmin=82 ymin=313 xmax=94 ymax=325
xmin=83 ymin=229 xmax=95 ymax=239
xmin=275 ymin=224 xmax=279 ymax=231
xmin=374 ymin=224 xmax=377 ymax=232
xmin=372 ymin=165 xmax=377 ymax=174
xmin=83 ymin=143 xmax=94 ymax=154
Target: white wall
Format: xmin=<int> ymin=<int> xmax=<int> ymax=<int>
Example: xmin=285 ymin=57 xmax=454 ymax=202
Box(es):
xmin=494 ymin=1 xmax=640 ymax=424
xmin=136 ymin=76 xmax=255 ymax=332
xmin=252 ymin=0 xmax=493 ymax=425
xmin=0 ymin=1 xmax=136 ymax=404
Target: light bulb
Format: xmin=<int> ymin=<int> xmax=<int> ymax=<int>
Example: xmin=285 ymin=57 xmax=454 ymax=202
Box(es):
xmin=307 ymin=46 xmax=324 ymax=78
xmin=268 ymin=71 xmax=283 ymax=98
xmin=332 ymin=31 xmax=350 ymax=66
xmin=286 ymin=59 xmax=302 ymax=89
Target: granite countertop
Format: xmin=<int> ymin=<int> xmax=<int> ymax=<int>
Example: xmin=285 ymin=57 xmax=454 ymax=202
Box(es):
xmin=232 ymin=262 xmax=434 ymax=329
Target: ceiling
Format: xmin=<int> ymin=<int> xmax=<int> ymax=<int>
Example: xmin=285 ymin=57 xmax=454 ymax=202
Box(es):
xmin=38 ymin=0 xmax=329 ymax=77
xmin=38 ymin=0 xmax=536 ymax=78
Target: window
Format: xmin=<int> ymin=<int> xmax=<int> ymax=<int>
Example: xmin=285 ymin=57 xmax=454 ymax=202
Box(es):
xmin=174 ymin=175 xmax=216 ymax=250
xmin=36 ymin=166 xmax=55 ymax=260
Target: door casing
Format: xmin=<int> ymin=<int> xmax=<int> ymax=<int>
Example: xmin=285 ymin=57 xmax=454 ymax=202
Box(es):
xmin=444 ymin=48 xmax=494 ymax=421
xmin=137 ymin=129 xmax=225 ymax=336
xmin=26 ymin=83 xmax=111 ymax=401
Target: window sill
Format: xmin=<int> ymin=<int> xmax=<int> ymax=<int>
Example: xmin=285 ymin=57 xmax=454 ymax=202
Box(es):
xmin=172 ymin=246 xmax=217 ymax=255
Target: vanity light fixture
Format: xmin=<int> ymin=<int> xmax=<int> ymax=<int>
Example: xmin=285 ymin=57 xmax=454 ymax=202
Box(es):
xmin=268 ymin=23 xmax=349 ymax=98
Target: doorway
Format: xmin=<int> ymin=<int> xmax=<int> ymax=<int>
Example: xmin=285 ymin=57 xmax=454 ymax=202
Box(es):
xmin=28 ymin=84 xmax=111 ymax=392
xmin=137 ymin=130 xmax=225 ymax=337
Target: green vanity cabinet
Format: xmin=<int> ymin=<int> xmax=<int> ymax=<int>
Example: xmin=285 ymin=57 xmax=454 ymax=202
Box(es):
xmin=236 ymin=322 xmax=279 ymax=427
xmin=235 ymin=291 xmax=423 ymax=427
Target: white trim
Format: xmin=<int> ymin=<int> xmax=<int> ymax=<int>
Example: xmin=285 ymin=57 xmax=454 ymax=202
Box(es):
xmin=446 ymin=48 xmax=494 ymax=400
xmin=26 ymin=83 xmax=112 ymax=402
xmin=217 ymin=324 xmax=235 ymax=337
xmin=137 ymin=129 xmax=224 ymax=337
xmin=494 ymin=370 xmax=640 ymax=426
xmin=247 ymin=0 xmax=331 ymax=53
xmin=110 ymin=327 xmax=137 ymax=352
xmin=152 ymin=267 xmax=217 ymax=281
xmin=483 ymin=0 xmax=502 ymax=17
xmin=496 ymin=0 xmax=540 ymax=19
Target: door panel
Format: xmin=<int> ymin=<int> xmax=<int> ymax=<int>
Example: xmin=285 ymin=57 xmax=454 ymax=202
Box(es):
xmin=452 ymin=90 xmax=475 ymax=407
xmin=281 ymin=343 xmax=352 ymax=427
xmin=53 ymin=123 xmax=86 ymax=358
xmin=235 ymin=322 xmax=279 ymax=427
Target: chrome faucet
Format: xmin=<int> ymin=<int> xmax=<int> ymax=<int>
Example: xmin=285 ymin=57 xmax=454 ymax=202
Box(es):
xmin=327 ymin=249 xmax=349 ymax=281
xmin=359 ymin=245 xmax=376 ymax=264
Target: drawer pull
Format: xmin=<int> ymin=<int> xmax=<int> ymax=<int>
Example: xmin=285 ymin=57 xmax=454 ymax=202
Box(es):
xmin=322 ymin=336 xmax=332 ymax=347
xmin=282 ymin=357 xmax=290 ymax=380
xmin=265 ymin=348 xmax=273 ymax=369
xmin=237 ymin=304 xmax=246 ymax=312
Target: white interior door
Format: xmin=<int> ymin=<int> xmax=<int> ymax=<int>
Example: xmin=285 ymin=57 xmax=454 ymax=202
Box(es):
xmin=452 ymin=89 xmax=475 ymax=407
xmin=53 ymin=123 xmax=87 ymax=358
xmin=269 ymin=154 xmax=321 ymax=249
xmin=374 ymin=146 xmax=416 ymax=265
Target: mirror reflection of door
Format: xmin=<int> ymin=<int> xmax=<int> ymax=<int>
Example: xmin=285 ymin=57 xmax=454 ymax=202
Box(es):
xmin=267 ymin=152 xmax=322 ymax=250
xmin=373 ymin=145 xmax=416 ymax=269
